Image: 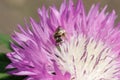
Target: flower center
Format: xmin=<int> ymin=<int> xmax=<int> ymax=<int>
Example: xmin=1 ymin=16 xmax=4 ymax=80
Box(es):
xmin=55 ymin=35 xmax=120 ymax=80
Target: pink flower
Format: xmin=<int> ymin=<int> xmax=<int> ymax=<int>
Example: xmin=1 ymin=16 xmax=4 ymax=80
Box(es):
xmin=6 ymin=0 xmax=120 ymax=80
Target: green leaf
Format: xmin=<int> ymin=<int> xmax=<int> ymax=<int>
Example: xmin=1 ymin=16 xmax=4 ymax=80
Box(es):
xmin=0 ymin=34 xmax=11 ymax=49
xmin=0 ymin=73 xmax=9 ymax=79
xmin=0 ymin=53 xmax=26 ymax=80
xmin=0 ymin=75 xmax=26 ymax=80
xmin=0 ymin=53 xmax=10 ymax=72
xmin=0 ymin=53 xmax=10 ymax=78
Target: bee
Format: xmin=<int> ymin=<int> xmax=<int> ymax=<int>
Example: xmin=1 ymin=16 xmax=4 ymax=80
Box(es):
xmin=54 ymin=26 xmax=66 ymax=44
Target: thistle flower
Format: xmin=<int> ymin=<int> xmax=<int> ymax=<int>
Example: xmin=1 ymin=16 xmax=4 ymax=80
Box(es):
xmin=6 ymin=0 xmax=120 ymax=80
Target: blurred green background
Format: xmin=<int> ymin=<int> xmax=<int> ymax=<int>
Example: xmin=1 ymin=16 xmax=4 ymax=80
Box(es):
xmin=0 ymin=0 xmax=120 ymax=80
